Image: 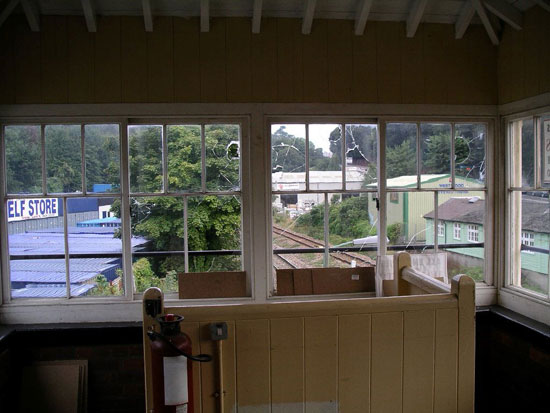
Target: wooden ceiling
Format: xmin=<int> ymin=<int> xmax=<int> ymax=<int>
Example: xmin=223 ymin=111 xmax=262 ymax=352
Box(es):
xmin=0 ymin=0 xmax=548 ymax=45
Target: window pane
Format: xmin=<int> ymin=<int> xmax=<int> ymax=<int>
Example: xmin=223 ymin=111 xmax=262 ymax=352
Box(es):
xmin=455 ymin=123 xmax=486 ymax=188
xmin=345 ymin=124 xmax=377 ymax=188
xmin=45 ymin=125 xmax=81 ymax=193
xmin=188 ymin=195 xmax=242 ymax=272
xmin=85 ymin=124 xmax=120 ymax=193
xmin=5 ymin=125 xmax=42 ymax=194
xmin=511 ymin=119 xmax=534 ymax=188
xmin=386 ymin=192 xmax=433 ymax=250
xmin=205 ymin=124 xmax=240 ymax=191
xmin=167 ymin=125 xmax=201 ymax=192
xmin=271 ymin=124 xmax=306 ymax=191
xmin=129 ymin=125 xmax=162 ymax=193
xmin=67 ymin=197 xmax=127 ymax=297
xmin=328 ymin=193 xmax=377 ymax=268
xmin=272 ymin=193 xmax=326 ymax=272
xmin=8 ymin=197 xmax=69 ymax=298
xmin=540 ymin=117 xmax=550 ymax=188
xmin=386 ymin=123 xmax=417 ymax=188
xmin=511 ymin=192 xmax=549 ymax=296
xmin=309 ymin=124 xmax=342 ymax=190
xmin=130 ymin=196 xmax=184 ymax=293
xmin=420 ymin=123 xmax=451 ymax=188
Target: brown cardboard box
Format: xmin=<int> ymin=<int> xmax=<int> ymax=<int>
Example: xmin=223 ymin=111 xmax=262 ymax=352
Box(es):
xmin=178 ymin=271 xmax=247 ymax=299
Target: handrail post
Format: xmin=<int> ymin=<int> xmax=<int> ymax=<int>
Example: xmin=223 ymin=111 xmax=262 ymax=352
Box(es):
xmin=395 ymin=252 xmax=412 ymax=296
xmin=451 ymin=275 xmax=475 ymax=413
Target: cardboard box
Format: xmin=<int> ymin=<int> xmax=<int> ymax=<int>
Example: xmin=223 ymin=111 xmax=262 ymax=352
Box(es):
xmin=178 ymin=271 xmax=247 ymax=299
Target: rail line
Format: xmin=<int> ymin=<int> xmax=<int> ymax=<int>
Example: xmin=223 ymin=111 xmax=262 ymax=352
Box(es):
xmin=273 ymin=225 xmax=375 ymax=267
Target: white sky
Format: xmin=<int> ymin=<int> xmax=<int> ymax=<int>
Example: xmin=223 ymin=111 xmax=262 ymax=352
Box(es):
xmin=271 ymin=124 xmax=340 ymax=154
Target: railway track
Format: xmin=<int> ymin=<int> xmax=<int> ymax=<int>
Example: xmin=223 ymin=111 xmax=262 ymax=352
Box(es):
xmin=273 ymin=225 xmax=375 ymax=267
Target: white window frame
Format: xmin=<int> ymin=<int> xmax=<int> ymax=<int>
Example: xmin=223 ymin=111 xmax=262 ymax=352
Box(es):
xmin=453 ymin=222 xmax=461 ymax=240
xmin=0 ymin=104 xmax=497 ymax=323
xmin=467 ymin=224 xmax=479 ymax=242
xmin=521 ymin=232 xmax=535 ymax=254
xmin=438 ymin=221 xmax=445 ymax=237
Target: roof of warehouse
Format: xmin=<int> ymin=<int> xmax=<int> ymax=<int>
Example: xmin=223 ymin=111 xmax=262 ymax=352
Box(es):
xmin=10 ymin=258 xmax=120 ymax=283
xmin=11 ymin=284 xmax=96 ymax=298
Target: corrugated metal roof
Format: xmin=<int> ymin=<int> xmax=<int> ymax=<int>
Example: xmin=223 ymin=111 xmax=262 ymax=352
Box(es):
xmin=12 ymin=284 xmax=96 ymax=298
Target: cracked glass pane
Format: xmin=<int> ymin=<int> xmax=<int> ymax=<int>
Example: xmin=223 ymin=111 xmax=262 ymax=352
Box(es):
xmin=420 ymin=123 xmax=451 ymax=189
xmin=129 ymin=125 xmax=163 ymax=193
xmin=345 ymin=124 xmax=377 ymax=188
xmin=205 ymin=124 xmax=241 ymax=191
xmin=454 ymin=123 xmax=487 ymax=189
xmin=271 ymin=124 xmax=306 ymax=191
xmin=167 ymin=125 xmax=201 ymax=192
xmin=309 ymin=124 xmax=342 ymax=190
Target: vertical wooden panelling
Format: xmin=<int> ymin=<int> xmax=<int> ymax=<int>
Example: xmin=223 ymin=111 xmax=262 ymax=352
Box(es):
xmin=447 ymin=31 xmax=471 ymax=105
xmin=303 ymin=20 xmax=328 ymax=102
xmin=434 ymin=308 xmax=458 ymax=413
xmin=67 ymin=16 xmax=94 ymax=103
xmin=199 ymin=322 xmax=217 ymax=413
xmin=304 ymin=316 xmax=338 ymax=413
xmin=147 ymin=17 xmax=174 ymax=103
xmin=236 ymin=319 xmax=270 ymax=411
xmin=499 ymin=24 xmax=524 ymax=103
xmin=174 ymin=17 xmax=201 ymax=102
xmin=403 ymin=310 xmax=435 ymax=413
xmin=338 ymin=314 xmax=371 ymax=413
xmin=14 ymin=15 xmax=41 ymax=103
xmin=121 ymin=17 xmax=147 ymax=103
xmin=351 ymin=21 xmax=377 ymax=103
xmin=371 ymin=312 xmax=403 ymax=413
xmin=542 ymin=7 xmax=550 ymax=93
xmin=276 ymin=18 xmax=303 ymax=102
xmin=468 ymin=26 xmax=497 ymax=105
xmin=0 ymin=18 xmax=16 ymax=104
xmin=271 ymin=317 xmax=304 ymax=413
xmin=400 ymin=25 xmax=424 ymax=104
xmin=251 ymin=18 xmax=278 ymax=102
xmin=200 ymin=18 xmax=227 ymax=102
xmin=423 ymin=24 xmax=450 ymax=104
xmin=94 ymin=16 xmax=121 ymax=103
xmin=226 ymin=18 xmax=252 ymax=102
xmin=41 ymin=16 xmax=68 ymax=103
xmin=181 ymin=322 xmax=201 ymax=413
xmin=327 ymin=20 xmax=352 ymax=103
xmin=222 ymin=321 xmax=237 ymax=413
xmin=375 ymin=21 xmax=402 ymax=104
xmin=523 ymin=9 xmax=541 ymax=98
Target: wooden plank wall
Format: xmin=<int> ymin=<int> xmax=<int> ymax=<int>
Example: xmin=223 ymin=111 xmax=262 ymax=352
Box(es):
xmin=498 ymin=5 xmax=550 ymax=104
xmin=145 ymin=296 xmax=466 ymax=413
xmin=0 ymin=15 xmax=499 ymax=105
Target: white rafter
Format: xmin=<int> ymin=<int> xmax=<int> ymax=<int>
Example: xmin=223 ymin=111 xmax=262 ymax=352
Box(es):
xmin=201 ymin=0 xmax=209 ymax=32
xmin=354 ymin=0 xmax=374 ymax=36
xmin=531 ymin=0 xmax=550 ymax=12
xmin=455 ymin=0 xmax=475 ymax=39
xmin=20 ymin=0 xmax=39 ymax=32
xmin=302 ymin=0 xmax=316 ymax=35
xmin=483 ymin=0 xmax=522 ymax=30
xmin=252 ymin=0 xmax=262 ymax=33
xmin=0 ymin=0 xmax=19 ymax=30
xmin=471 ymin=0 xmax=499 ymax=45
xmin=142 ymin=0 xmax=153 ymax=32
xmin=406 ymin=0 xmax=429 ymax=38
xmin=81 ymin=0 xmax=97 ymax=32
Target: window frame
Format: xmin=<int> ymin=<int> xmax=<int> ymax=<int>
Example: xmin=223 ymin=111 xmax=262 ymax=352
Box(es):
xmin=437 ymin=221 xmax=445 ymax=237
xmin=467 ymin=224 xmax=479 ymax=242
xmin=0 ymin=115 xmax=252 ymax=305
xmin=453 ymin=222 xmax=461 ymax=240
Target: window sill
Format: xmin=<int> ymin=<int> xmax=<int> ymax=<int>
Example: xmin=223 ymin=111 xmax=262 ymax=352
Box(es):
xmin=498 ymin=287 xmax=550 ymax=326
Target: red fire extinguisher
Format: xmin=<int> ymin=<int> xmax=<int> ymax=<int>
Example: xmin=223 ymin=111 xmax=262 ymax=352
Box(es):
xmin=148 ymin=314 xmax=212 ymax=413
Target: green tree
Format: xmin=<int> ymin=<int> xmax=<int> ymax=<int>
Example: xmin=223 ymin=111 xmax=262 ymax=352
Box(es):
xmin=386 ymin=141 xmax=416 ymax=178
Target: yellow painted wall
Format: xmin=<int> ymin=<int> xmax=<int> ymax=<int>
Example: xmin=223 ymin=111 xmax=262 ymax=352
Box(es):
xmin=498 ymin=5 xmax=550 ymax=104
xmin=0 ymin=15 xmax=498 ymax=105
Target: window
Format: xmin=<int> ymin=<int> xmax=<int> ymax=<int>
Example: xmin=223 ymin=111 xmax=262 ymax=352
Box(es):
xmin=438 ymin=222 xmax=445 ymax=237
xmin=1 ymin=120 xmax=247 ymax=300
xmin=467 ymin=225 xmax=479 ymax=242
xmin=453 ymin=223 xmax=461 ymax=240
xmin=507 ymin=115 xmax=550 ymax=299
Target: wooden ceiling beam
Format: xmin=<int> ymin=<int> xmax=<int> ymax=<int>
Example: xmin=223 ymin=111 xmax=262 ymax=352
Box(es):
xmin=354 ymin=0 xmax=374 ymax=35
xmin=0 ymin=0 xmax=19 ymax=30
xmin=142 ymin=0 xmax=153 ymax=32
xmin=80 ymin=0 xmax=97 ymax=32
xmin=471 ymin=0 xmax=499 ymax=45
xmin=302 ymin=0 xmax=316 ymax=35
xmin=455 ymin=0 xmax=475 ymax=39
xmin=20 ymin=0 xmax=39 ymax=32
xmin=200 ymin=0 xmax=209 ymax=32
xmin=531 ymin=0 xmax=550 ymax=13
xmin=406 ymin=0 xmax=429 ymax=38
xmin=483 ymin=0 xmax=522 ymax=30
xmin=252 ymin=0 xmax=262 ymax=33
